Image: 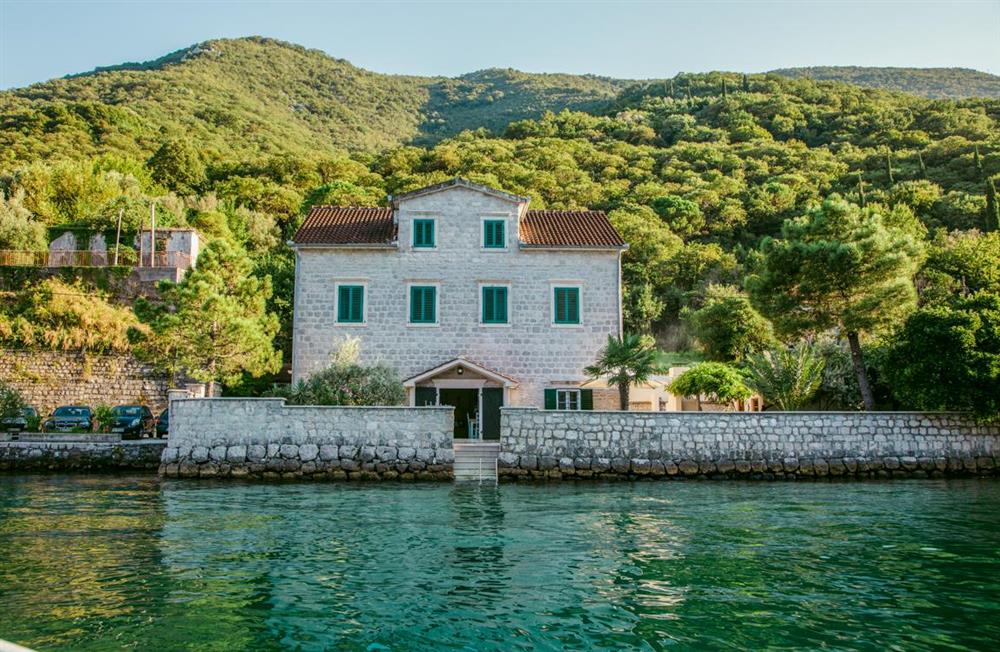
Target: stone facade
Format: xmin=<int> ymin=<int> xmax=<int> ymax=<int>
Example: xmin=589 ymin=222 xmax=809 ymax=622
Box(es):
xmin=0 ymin=349 xmax=169 ymax=416
xmin=291 ymin=184 xmax=623 ymax=408
xmin=0 ymin=440 xmax=165 ymax=472
xmin=161 ymin=398 xmax=455 ymax=480
xmin=499 ymin=409 xmax=1000 ymax=480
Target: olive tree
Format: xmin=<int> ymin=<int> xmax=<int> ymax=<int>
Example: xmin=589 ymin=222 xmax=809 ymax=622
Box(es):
xmin=668 ymin=362 xmax=752 ymax=411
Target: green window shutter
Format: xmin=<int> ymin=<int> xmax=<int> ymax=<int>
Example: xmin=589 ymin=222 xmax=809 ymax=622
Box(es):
xmin=484 ymin=220 xmax=505 ymax=248
xmin=554 ymin=287 xmax=581 ymax=324
xmin=425 ymin=286 xmax=436 ymax=322
xmin=482 ymin=286 xmax=508 ymax=324
xmin=496 ymin=287 xmax=507 ymax=322
xmin=410 ymin=286 xmax=436 ymax=323
xmin=580 ymin=389 xmax=594 ymax=410
xmin=413 ymin=219 xmax=435 ymax=247
xmin=338 ymin=285 xmax=364 ymax=323
xmin=544 ymin=388 xmax=557 ymax=410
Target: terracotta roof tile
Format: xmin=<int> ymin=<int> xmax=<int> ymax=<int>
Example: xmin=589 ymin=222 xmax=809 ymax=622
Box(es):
xmin=292 ymin=206 xmax=395 ymax=245
xmin=520 ymin=210 xmax=626 ymax=248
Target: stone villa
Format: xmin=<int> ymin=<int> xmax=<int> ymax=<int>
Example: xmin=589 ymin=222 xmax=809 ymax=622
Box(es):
xmin=289 ymin=178 xmax=627 ymax=438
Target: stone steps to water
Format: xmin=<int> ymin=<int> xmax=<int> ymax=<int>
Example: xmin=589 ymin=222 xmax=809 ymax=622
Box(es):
xmin=453 ymin=441 xmax=499 ymax=482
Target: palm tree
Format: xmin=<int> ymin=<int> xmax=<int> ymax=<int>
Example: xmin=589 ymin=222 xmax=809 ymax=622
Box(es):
xmin=585 ymin=334 xmax=664 ymax=410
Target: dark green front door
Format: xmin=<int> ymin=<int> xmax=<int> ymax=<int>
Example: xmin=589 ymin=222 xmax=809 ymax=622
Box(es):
xmin=439 ymin=388 xmax=479 ymax=439
xmin=480 ymin=387 xmax=503 ymax=440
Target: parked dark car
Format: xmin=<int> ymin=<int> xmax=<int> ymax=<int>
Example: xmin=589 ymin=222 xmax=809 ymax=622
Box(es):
xmin=155 ymin=409 xmax=169 ymax=438
xmin=2 ymin=406 xmax=38 ymax=432
xmin=110 ymin=405 xmax=155 ymax=439
xmin=43 ymin=406 xmax=93 ymax=432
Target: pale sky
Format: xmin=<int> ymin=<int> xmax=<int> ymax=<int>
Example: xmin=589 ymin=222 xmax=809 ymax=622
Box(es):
xmin=1 ymin=0 xmax=998 ymax=90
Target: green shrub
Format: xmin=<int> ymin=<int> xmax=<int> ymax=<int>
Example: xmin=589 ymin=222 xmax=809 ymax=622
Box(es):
xmin=743 ymin=343 xmax=825 ymax=411
xmin=669 ymin=362 xmax=753 ymax=410
xmin=94 ymin=404 xmax=115 ymax=433
xmin=0 ymin=381 xmax=26 ymax=420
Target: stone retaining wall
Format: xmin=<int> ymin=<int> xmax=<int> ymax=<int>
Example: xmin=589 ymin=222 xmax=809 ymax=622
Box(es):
xmin=0 ymin=440 xmax=166 ymax=472
xmin=499 ymin=409 xmax=1000 ymax=480
xmin=161 ymin=398 xmax=454 ymax=480
xmin=0 ymin=349 xmax=169 ymax=416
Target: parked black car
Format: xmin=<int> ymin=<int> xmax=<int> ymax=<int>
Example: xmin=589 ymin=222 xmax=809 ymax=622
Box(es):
xmin=2 ymin=406 xmax=38 ymax=432
xmin=110 ymin=405 xmax=155 ymax=439
xmin=155 ymin=409 xmax=169 ymax=438
xmin=43 ymin=406 xmax=94 ymax=432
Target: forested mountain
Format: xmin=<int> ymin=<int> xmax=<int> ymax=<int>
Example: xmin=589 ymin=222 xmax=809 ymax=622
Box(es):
xmin=2 ymin=37 xmax=998 ymax=412
xmin=771 ymin=66 xmax=1000 ymax=99
xmin=0 ymin=37 xmax=626 ymax=162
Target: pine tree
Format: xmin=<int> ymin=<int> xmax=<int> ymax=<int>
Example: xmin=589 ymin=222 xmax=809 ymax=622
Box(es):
xmin=746 ymin=197 xmax=925 ymax=411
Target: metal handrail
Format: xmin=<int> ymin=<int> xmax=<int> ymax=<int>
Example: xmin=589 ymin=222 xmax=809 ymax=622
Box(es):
xmin=0 ymin=249 xmax=138 ymax=267
xmin=0 ymin=249 xmax=191 ymax=269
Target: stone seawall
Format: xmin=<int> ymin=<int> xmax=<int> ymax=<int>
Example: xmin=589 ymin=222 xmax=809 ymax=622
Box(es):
xmin=0 ymin=348 xmax=169 ymax=416
xmin=0 ymin=440 xmax=166 ymax=472
xmin=499 ymin=409 xmax=1000 ymax=480
xmin=161 ymin=398 xmax=455 ymax=480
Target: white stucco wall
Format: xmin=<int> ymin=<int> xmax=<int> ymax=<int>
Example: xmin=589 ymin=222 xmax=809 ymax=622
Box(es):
xmin=291 ymin=186 xmax=622 ymax=407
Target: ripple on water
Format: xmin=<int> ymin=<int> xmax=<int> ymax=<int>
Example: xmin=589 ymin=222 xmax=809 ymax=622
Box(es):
xmin=0 ymin=477 xmax=999 ymax=651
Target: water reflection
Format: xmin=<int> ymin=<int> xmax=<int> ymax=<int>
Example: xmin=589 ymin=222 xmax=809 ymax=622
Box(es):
xmin=1 ymin=477 xmax=1000 ymax=651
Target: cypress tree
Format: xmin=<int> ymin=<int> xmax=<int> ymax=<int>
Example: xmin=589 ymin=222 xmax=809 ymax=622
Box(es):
xmin=857 ymin=171 xmax=867 ymax=207
xmin=742 ymin=73 xmax=750 ymax=92
xmin=917 ymin=150 xmax=927 ymax=178
xmin=686 ymin=84 xmax=693 ymax=101
xmin=669 ymin=78 xmax=675 ymax=98
xmin=722 ymin=78 xmax=728 ymax=97
xmin=885 ymin=149 xmax=895 ymax=185
xmin=974 ymin=145 xmax=984 ymax=180
xmin=986 ymin=177 xmax=1000 ymax=233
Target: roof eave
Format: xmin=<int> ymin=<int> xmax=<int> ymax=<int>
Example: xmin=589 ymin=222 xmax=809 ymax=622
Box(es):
xmin=288 ymin=241 xmax=398 ymax=250
xmin=517 ymin=242 xmax=628 ymax=252
xmin=391 ymin=178 xmax=530 ymax=207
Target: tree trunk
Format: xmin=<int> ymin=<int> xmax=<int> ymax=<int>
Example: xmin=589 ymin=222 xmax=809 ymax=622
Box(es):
xmin=618 ymin=382 xmax=629 ymax=411
xmin=846 ymin=331 xmax=875 ymax=411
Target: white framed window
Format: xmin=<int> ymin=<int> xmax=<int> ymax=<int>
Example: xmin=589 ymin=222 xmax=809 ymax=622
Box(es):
xmin=478 ymin=282 xmax=511 ymax=327
xmin=550 ymin=281 xmax=583 ymax=326
xmin=406 ymin=281 xmax=441 ymax=327
xmin=556 ymin=389 xmax=581 ymax=410
xmin=481 ymin=216 xmax=508 ymax=250
xmin=412 ymin=218 xmax=436 ymax=249
xmin=333 ymin=280 xmax=369 ymax=325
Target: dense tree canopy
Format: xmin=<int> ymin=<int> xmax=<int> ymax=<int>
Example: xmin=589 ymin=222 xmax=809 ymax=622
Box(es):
xmin=746 ymin=197 xmax=926 ymax=409
xmin=1 ymin=38 xmax=999 ymax=412
xmin=133 ymin=240 xmax=281 ymax=385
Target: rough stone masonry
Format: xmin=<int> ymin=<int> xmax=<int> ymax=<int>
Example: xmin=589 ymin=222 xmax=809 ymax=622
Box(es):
xmin=161 ymin=398 xmax=455 ymax=480
xmin=0 ymin=348 xmax=169 ymax=416
xmin=499 ymin=409 xmax=1000 ymax=480
xmin=161 ymin=398 xmax=1000 ymax=482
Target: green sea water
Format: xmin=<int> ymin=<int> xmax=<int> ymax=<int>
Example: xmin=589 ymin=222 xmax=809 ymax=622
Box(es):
xmin=1 ymin=476 xmax=999 ymax=651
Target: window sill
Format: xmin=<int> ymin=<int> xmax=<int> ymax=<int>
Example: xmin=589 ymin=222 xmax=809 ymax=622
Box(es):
xmin=407 ymin=323 xmax=440 ymax=328
xmin=335 ymin=322 xmax=368 ymax=327
xmin=551 ymin=323 xmax=584 ymax=329
xmin=480 ymin=247 xmax=509 ymax=252
xmin=479 ymin=323 xmax=512 ymax=328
